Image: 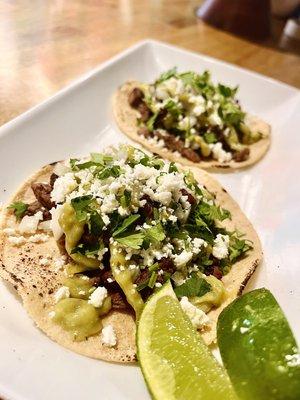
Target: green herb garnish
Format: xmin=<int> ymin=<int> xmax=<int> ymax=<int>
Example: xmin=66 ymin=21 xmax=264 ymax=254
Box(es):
xmin=8 ymin=201 xmax=28 ymax=219
xmin=113 ymin=214 xmax=140 ymax=237
xmin=174 ymin=274 xmax=211 ymax=298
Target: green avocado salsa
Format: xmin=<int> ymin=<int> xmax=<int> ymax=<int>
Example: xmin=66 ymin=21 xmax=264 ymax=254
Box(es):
xmin=11 ymin=145 xmax=253 ymax=341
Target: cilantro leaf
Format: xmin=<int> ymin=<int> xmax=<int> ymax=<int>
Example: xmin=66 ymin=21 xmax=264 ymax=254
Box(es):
xmin=120 ymin=190 xmax=131 ymax=208
xmin=220 ymin=102 xmax=245 ymax=126
xmin=113 ymin=214 xmax=140 ymax=237
xmin=71 ymin=242 xmax=100 ymax=256
xmin=91 ymin=153 xmax=113 ymax=164
xmin=196 ymin=201 xmax=231 ymax=223
xmin=145 ymin=223 xmax=166 ymax=243
xmin=155 ymin=67 xmax=177 ymax=84
xmin=203 ymin=131 xmax=217 ymax=144
xmin=218 ymin=84 xmax=238 ymax=98
xmin=148 ymin=271 xmax=158 ymax=288
xmin=89 ymin=212 xmax=104 ymax=236
xmin=229 ymin=236 xmax=253 ymax=262
xmin=174 ymin=274 xmax=211 ymax=298
xmin=146 ymin=111 xmax=159 ymax=131
xmin=115 ymin=232 xmax=145 ymax=249
xmin=168 ymin=162 xmax=178 ymax=173
xmin=164 ymin=99 xmax=181 ymax=118
xmin=8 ymin=201 xmax=28 ymax=219
xmin=71 ymin=195 xmax=93 ymax=222
xmin=98 ymin=165 xmax=121 ymax=180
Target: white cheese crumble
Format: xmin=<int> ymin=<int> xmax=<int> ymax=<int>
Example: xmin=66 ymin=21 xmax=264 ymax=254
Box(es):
xmin=209 ymin=142 xmax=232 ymax=163
xmin=53 ymin=255 xmax=67 ymax=272
xmin=40 ymin=257 xmax=50 ymax=266
xmin=54 ymin=286 xmax=70 ymax=303
xmin=7 ymin=236 xmax=26 ymax=246
xmin=28 ymin=233 xmax=49 ymax=243
xmin=50 ymin=205 xmax=64 ymax=240
xmin=51 ymin=173 xmax=77 ymax=203
xmin=48 ymin=311 xmax=56 ymax=319
xmin=88 ymin=286 xmax=107 ymax=308
xmin=101 ymin=325 xmax=117 ymax=347
xmin=180 ymin=296 xmax=210 ymax=329
xmin=3 ymin=228 xmax=16 ymax=235
xmin=173 ymin=250 xmax=193 ymax=268
xmin=212 ymin=234 xmax=230 ymax=260
xmin=18 ymin=211 xmax=43 ymax=234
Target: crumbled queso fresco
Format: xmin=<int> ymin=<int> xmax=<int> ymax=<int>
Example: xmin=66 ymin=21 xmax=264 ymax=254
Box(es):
xmin=6 ymin=144 xmax=252 ymax=340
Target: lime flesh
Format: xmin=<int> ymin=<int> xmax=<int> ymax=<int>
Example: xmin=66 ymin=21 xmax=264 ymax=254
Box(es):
xmin=137 ymin=282 xmax=237 ymax=400
xmin=217 ymin=288 xmax=300 ymax=400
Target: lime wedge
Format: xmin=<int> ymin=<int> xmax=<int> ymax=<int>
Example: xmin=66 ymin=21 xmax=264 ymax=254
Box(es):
xmin=137 ymin=281 xmax=238 ymax=400
xmin=217 ymin=288 xmax=300 ymax=400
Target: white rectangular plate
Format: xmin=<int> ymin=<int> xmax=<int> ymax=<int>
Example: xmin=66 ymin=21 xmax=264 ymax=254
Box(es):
xmin=0 ymin=40 xmax=299 ymax=400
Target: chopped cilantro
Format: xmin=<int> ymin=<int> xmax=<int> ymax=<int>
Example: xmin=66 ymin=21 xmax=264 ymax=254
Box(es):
xmin=149 ymin=262 xmax=160 ymax=272
xmin=120 ymin=190 xmax=131 ymax=209
xmin=71 ymin=242 xmax=100 ymax=256
xmin=146 ymin=111 xmax=159 ymax=131
xmin=218 ymin=84 xmax=238 ymax=98
xmin=89 ymin=212 xmax=104 ymax=236
xmin=195 ymin=201 xmax=231 ymax=223
xmin=98 ymin=165 xmax=121 ymax=180
xmin=155 ymin=67 xmax=177 ymax=84
xmin=114 ymin=232 xmax=145 ymax=249
xmin=71 ymin=195 xmax=93 ymax=222
xmin=203 ymin=131 xmax=217 ymax=144
xmin=164 ymin=99 xmax=181 ymax=118
xmin=113 ymin=214 xmax=140 ymax=237
xmin=8 ymin=201 xmax=28 ymax=219
xmin=148 ymin=271 xmax=158 ymax=288
xmin=229 ymin=236 xmax=253 ymax=262
xmin=91 ymin=153 xmax=113 ymax=164
xmin=174 ymin=274 xmax=211 ymax=298
xmin=145 ymin=223 xmax=166 ymax=243
xmin=168 ymin=162 xmax=178 ymax=173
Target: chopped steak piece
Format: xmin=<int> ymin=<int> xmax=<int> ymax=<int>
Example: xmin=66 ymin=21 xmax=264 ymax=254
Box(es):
xmin=140 ymin=194 xmax=154 ymax=220
xmin=31 ymin=183 xmax=54 ymax=209
xmin=134 ymin=269 xmax=150 ymax=286
xmin=138 ymin=126 xmax=153 ymax=138
xmin=25 ymin=201 xmax=51 ymax=220
xmin=204 ymin=266 xmax=223 ymax=280
xmin=25 ymin=201 xmax=42 ymax=216
xmin=159 ymin=257 xmax=175 ymax=274
xmin=81 ymin=226 xmax=98 ymax=246
xmin=233 ymin=148 xmax=250 ymax=162
xmin=89 ymin=276 xmax=102 ymax=287
xmin=181 ymin=148 xmax=201 ymax=163
xmin=180 ymin=188 xmax=196 ymax=205
xmin=137 ymin=102 xmax=152 ymax=122
xmin=111 ymin=291 xmax=129 ymax=310
xmin=153 ymin=130 xmax=201 ymax=162
xmin=50 ymin=173 xmax=59 ymax=188
xmin=128 ymin=87 xmax=144 ymax=108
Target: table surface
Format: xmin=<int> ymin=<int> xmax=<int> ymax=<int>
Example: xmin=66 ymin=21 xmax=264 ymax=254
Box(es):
xmin=0 ymin=0 xmax=299 ymax=127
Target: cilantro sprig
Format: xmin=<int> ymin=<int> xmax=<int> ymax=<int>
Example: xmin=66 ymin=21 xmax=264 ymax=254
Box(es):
xmin=8 ymin=201 xmax=28 ymax=220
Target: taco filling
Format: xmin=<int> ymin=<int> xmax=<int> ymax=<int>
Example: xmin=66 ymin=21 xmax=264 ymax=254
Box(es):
xmin=126 ymin=68 xmax=265 ymax=164
xmin=6 ymin=145 xmax=253 ymax=343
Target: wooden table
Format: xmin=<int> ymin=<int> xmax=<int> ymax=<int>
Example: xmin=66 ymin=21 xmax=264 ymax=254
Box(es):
xmin=0 ymin=0 xmax=299 ymax=127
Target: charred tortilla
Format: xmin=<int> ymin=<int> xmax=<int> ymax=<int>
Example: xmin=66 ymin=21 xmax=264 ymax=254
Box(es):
xmin=113 ymin=81 xmax=271 ymax=171
xmin=0 ymin=162 xmax=262 ymax=362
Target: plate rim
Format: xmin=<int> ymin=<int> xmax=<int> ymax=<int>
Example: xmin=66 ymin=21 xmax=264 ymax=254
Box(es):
xmin=0 ymin=39 xmax=298 ymax=139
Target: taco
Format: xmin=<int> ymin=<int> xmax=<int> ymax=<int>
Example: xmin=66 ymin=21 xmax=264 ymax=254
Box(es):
xmin=0 ymin=145 xmax=262 ymax=362
xmin=113 ymin=68 xmax=270 ymax=170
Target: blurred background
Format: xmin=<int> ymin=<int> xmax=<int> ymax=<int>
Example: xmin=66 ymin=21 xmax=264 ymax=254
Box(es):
xmin=0 ymin=0 xmax=299 ymax=126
